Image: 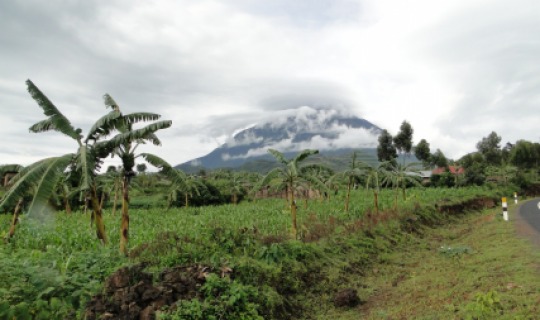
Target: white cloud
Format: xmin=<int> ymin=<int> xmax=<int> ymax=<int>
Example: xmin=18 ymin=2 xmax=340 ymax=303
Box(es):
xmin=1 ymin=0 xmax=539 ymax=167
xmin=221 ymin=106 xmax=380 ymax=161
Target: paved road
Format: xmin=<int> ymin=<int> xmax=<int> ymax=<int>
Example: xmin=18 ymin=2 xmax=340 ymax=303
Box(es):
xmin=518 ymin=198 xmax=540 ymax=234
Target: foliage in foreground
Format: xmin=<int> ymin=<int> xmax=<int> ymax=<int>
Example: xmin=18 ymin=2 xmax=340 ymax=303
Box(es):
xmin=0 ymin=186 xmax=526 ymax=319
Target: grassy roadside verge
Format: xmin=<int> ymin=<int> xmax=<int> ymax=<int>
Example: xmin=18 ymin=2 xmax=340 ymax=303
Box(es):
xmin=316 ymin=202 xmax=540 ymax=319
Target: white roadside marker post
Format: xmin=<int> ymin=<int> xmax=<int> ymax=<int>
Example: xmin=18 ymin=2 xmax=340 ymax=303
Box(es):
xmin=514 ymin=192 xmax=518 ymax=204
xmin=502 ymin=197 xmax=508 ymax=221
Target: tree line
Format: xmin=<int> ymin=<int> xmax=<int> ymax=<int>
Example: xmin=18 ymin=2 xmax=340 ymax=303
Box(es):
xmin=2 ymin=82 xmax=539 ymax=251
xmin=376 ymin=121 xmax=540 ymax=188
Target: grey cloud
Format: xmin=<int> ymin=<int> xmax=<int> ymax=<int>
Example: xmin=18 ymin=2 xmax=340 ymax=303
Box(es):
xmin=421 ymin=0 xmax=540 ymax=146
xmin=228 ymin=0 xmax=365 ymax=28
xmin=2 ymin=0 xmax=540 ymax=166
xmin=255 ymin=78 xmax=358 ymax=112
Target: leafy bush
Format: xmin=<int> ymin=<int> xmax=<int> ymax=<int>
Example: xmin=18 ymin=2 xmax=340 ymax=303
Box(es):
xmin=0 ymin=247 xmax=121 ymax=319
xmin=159 ymin=275 xmax=264 ymax=320
xmin=464 ymin=290 xmax=503 ymax=319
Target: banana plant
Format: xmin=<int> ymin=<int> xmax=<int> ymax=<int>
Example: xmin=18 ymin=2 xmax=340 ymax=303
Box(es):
xmin=170 ymin=174 xmax=205 ymax=208
xmin=257 ymin=149 xmax=324 ymax=239
xmin=331 ymin=152 xmax=368 ymax=213
xmin=0 ymin=164 xmax=23 ymax=242
xmin=299 ymin=164 xmax=333 ymax=208
xmin=139 ymin=153 xmax=199 ymax=208
xmin=97 ymin=94 xmax=172 ymax=255
xmin=382 ymin=162 xmax=422 ymax=209
xmin=0 ymin=80 xmax=123 ymax=244
xmin=364 ymin=161 xmax=391 ymax=214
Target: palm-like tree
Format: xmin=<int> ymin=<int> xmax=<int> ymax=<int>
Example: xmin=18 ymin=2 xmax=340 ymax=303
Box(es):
xmin=229 ymin=173 xmax=245 ymax=205
xmin=240 ymin=172 xmax=262 ymax=201
xmin=99 ymin=94 xmax=172 ymax=255
xmin=299 ymin=164 xmax=332 ymax=208
xmin=388 ymin=162 xmax=422 ymax=200
xmin=332 ymin=152 xmax=367 ymax=213
xmin=139 ymin=153 xmax=194 ymax=208
xmin=384 ymin=162 xmax=422 ymax=206
xmin=169 ymin=174 xmax=205 ymax=208
xmin=257 ymin=149 xmax=321 ymax=239
xmin=98 ymin=169 xmax=122 ymax=214
xmin=54 ymin=173 xmax=78 ymax=214
xmin=364 ymin=161 xmax=390 ymax=214
xmin=0 ymin=164 xmax=23 ymax=242
xmin=0 ymin=80 xmax=121 ymax=244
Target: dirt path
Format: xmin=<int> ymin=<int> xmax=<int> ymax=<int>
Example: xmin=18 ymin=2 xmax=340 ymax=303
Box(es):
xmin=514 ymin=198 xmax=540 ymax=247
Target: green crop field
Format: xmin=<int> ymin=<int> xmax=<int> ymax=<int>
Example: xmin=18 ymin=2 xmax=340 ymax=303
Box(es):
xmin=2 ymin=185 xmax=531 ymax=319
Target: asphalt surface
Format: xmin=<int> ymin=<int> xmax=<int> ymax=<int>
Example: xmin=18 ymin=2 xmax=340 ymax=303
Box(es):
xmin=518 ymin=198 xmax=540 ymax=233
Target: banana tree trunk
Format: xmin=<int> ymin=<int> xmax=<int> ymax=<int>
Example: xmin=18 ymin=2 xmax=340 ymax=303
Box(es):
xmin=5 ymin=198 xmax=23 ymax=243
xmin=112 ymin=179 xmax=119 ymax=215
xmin=374 ymin=190 xmax=379 ymax=214
xmin=304 ymin=183 xmax=310 ymax=209
xmin=63 ymin=188 xmax=72 ymax=214
xmin=65 ymin=199 xmax=72 ymax=214
xmin=185 ymin=193 xmax=189 ymax=208
xmin=87 ymin=194 xmax=92 ymax=222
xmin=90 ymin=187 xmax=108 ymax=245
xmin=284 ymin=186 xmax=289 ymax=207
xmin=345 ymin=178 xmax=351 ymax=213
xmin=394 ymin=188 xmax=399 ymax=210
xmin=119 ymin=177 xmax=130 ymax=255
xmin=289 ymin=184 xmax=298 ymax=239
xmin=99 ymin=191 xmax=105 ymax=211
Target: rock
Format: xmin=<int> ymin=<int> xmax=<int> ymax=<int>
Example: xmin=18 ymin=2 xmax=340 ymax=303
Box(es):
xmin=160 ymin=268 xmax=182 ymax=283
xmin=127 ymin=302 xmax=141 ymax=319
xmin=140 ymin=306 xmax=156 ymax=320
xmin=152 ymin=298 xmax=167 ymax=311
xmin=106 ymin=268 xmax=130 ymax=292
xmin=334 ymin=288 xmax=360 ymax=308
xmin=113 ymin=288 xmax=130 ymax=305
xmin=141 ymin=286 xmax=161 ymax=302
xmin=99 ymin=312 xmax=115 ymax=320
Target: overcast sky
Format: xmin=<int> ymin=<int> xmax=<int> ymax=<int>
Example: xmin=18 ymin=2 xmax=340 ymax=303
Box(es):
xmin=1 ymin=0 xmax=539 ymax=168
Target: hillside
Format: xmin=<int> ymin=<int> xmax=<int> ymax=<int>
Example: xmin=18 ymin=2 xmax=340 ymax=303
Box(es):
xmin=176 ymin=107 xmax=383 ymax=173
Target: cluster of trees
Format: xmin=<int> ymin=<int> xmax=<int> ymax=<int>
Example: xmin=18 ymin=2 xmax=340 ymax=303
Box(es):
xmin=4 ymin=145 xmax=422 ymax=242
xmin=376 ymin=121 xmax=413 ymax=163
xmin=2 ymin=82 xmax=539 ymax=249
xmin=0 ymin=80 xmax=172 ymax=255
xmin=376 ymin=120 xmax=450 ymax=169
xmin=459 ymin=132 xmax=540 ymax=188
xmin=377 ymin=122 xmax=539 ymax=188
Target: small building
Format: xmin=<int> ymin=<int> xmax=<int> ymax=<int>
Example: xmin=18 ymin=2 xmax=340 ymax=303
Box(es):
xmin=432 ymin=166 xmax=465 ymax=175
xmin=418 ymin=170 xmax=433 ymax=184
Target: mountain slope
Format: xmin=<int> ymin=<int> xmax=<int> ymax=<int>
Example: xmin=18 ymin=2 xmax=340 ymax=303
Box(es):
xmin=177 ymin=107 xmax=383 ymax=173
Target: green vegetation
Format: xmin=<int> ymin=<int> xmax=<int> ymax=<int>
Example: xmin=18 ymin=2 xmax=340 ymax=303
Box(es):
xmin=1 ymin=185 xmax=529 ymax=319
xmin=2 ymin=80 xmax=540 ymax=319
xmin=100 ymin=94 xmax=172 ymax=255
xmin=257 ymin=148 xmax=326 ymax=239
xmin=326 ymin=203 xmax=540 ymax=319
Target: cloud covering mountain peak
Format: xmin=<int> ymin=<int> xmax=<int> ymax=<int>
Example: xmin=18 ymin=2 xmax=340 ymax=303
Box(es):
xmin=179 ymin=107 xmax=381 ymax=170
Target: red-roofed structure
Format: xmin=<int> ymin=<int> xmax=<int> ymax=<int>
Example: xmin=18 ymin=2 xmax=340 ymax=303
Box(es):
xmin=432 ymin=166 xmax=465 ymax=175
